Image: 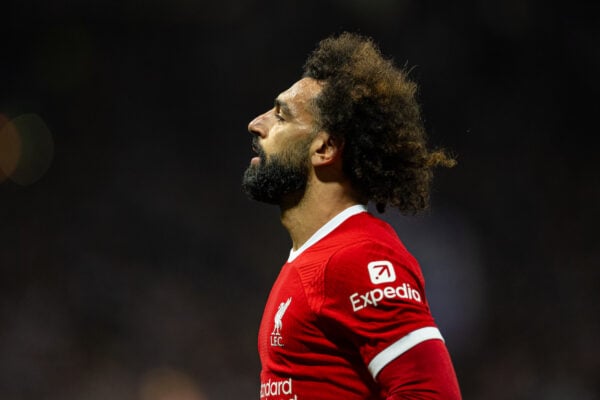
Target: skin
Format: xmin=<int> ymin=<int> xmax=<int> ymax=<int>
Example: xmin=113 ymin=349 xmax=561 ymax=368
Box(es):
xmin=247 ymin=77 xmax=363 ymax=250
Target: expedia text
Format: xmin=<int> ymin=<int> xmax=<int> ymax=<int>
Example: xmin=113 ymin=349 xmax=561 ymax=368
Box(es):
xmin=350 ymin=283 xmax=422 ymax=312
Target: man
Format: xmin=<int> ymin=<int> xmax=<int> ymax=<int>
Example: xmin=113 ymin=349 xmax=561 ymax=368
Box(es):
xmin=242 ymin=32 xmax=461 ymax=400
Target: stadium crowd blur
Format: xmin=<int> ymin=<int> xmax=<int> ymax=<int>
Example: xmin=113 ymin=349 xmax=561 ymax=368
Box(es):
xmin=1 ymin=1 xmax=598 ymax=399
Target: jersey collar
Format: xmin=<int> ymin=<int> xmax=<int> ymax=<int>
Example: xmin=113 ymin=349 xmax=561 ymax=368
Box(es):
xmin=287 ymin=204 xmax=368 ymax=263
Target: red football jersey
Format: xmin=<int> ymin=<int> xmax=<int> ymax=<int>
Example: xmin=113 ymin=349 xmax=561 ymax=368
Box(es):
xmin=258 ymin=205 xmax=448 ymax=399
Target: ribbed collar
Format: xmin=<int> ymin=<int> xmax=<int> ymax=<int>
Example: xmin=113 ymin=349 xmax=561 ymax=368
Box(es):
xmin=287 ymin=204 xmax=368 ymax=262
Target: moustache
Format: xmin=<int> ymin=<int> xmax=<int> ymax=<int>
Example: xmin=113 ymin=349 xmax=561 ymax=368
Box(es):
xmin=252 ymin=138 xmax=266 ymax=159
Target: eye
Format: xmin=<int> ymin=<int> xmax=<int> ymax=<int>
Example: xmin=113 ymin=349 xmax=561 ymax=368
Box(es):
xmin=275 ymin=113 xmax=285 ymax=122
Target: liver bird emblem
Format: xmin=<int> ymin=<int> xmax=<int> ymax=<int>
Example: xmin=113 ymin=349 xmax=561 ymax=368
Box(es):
xmin=272 ymin=297 xmax=292 ymax=335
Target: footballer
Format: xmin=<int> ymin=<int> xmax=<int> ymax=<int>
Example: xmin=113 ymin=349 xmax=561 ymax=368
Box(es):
xmin=242 ymin=32 xmax=462 ymax=400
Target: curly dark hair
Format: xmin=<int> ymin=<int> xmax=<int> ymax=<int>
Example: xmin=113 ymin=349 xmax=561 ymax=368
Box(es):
xmin=303 ymin=32 xmax=456 ymax=214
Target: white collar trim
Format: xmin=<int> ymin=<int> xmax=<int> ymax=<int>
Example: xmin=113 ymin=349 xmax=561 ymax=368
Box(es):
xmin=287 ymin=204 xmax=368 ymax=263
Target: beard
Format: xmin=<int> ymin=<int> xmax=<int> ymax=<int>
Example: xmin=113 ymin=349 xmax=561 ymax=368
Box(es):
xmin=242 ymin=139 xmax=310 ymax=205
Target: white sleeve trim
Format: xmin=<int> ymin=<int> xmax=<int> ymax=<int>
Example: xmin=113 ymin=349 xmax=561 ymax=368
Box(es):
xmin=368 ymin=326 xmax=444 ymax=379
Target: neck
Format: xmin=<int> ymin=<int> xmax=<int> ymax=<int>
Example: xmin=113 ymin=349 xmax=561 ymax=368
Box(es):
xmin=279 ymin=180 xmax=362 ymax=250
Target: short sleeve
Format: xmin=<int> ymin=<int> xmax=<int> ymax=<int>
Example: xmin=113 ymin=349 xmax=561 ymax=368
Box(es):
xmin=317 ymin=239 xmax=443 ymax=379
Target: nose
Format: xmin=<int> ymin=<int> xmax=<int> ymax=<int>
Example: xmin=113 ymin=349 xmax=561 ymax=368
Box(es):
xmin=247 ymin=111 xmax=270 ymax=138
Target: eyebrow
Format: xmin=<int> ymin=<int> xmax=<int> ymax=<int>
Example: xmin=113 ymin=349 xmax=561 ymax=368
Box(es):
xmin=274 ymin=98 xmax=293 ymax=118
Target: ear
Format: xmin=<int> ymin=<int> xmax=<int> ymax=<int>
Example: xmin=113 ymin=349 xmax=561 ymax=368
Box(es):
xmin=310 ymin=132 xmax=342 ymax=167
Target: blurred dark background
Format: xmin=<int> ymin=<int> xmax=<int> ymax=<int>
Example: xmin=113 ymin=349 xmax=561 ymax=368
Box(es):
xmin=1 ymin=0 xmax=598 ymax=399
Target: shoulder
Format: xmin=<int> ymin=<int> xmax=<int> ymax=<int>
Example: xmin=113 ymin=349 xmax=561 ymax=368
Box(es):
xmin=324 ymin=216 xmax=422 ymax=285
xmin=319 ymin=225 xmax=426 ymax=309
xmin=288 ymin=211 xmax=424 ymax=311
xmin=325 ymin=240 xmax=421 ymax=288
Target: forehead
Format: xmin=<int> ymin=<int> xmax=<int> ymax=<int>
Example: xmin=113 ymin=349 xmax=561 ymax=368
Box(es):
xmin=277 ymin=77 xmax=322 ymax=117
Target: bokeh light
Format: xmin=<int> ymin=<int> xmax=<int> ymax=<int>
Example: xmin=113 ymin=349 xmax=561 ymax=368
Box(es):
xmin=0 ymin=114 xmax=21 ymax=184
xmin=0 ymin=114 xmax=54 ymax=186
xmin=139 ymin=367 xmax=206 ymax=400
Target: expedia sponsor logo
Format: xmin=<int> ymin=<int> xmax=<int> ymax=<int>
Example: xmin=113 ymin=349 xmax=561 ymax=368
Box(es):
xmin=349 ymin=283 xmax=422 ymax=312
xmin=260 ymin=378 xmax=297 ymax=399
xmin=367 ymin=260 xmax=396 ymax=284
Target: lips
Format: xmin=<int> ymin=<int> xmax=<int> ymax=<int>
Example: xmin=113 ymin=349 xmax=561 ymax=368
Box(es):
xmin=251 ymin=138 xmax=263 ymax=165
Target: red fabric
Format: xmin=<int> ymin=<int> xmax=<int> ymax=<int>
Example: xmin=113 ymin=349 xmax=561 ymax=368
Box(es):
xmin=258 ymin=210 xmax=461 ymax=399
xmin=378 ymin=340 xmax=461 ymax=400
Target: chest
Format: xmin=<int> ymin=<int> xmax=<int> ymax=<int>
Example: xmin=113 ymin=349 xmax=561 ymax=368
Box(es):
xmin=258 ymin=265 xmax=332 ymax=367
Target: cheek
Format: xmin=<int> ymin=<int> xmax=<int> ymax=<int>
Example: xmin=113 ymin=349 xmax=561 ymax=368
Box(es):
xmin=263 ymin=131 xmax=286 ymax=154
xmin=261 ymin=141 xmax=276 ymax=157
xmin=265 ymin=126 xmax=311 ymax=157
